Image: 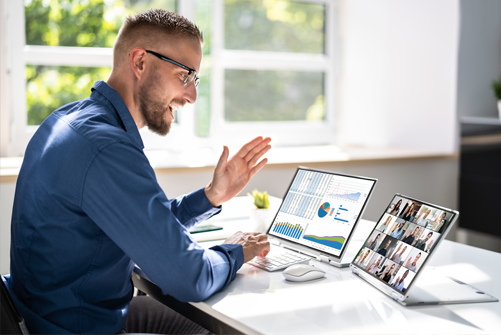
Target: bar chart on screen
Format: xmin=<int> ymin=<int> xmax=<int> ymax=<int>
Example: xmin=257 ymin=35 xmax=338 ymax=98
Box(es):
xmin=271 ymin=221 xmax=308 ymax=240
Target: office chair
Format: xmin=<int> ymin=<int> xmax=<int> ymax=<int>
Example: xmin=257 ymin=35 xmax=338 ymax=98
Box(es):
xmin=1 ymin=276 xmax=30 ymax=335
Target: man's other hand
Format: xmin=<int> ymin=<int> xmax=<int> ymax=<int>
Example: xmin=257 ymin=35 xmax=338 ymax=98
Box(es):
xmin=223 ymin=231 xmax=270 ymax=263
xmin=205 ymin=136 xmax=271 ymax=207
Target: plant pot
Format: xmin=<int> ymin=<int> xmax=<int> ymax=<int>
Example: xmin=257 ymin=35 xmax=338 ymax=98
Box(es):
xmin=498 ymin=100 xmax=501 ymax=119
xmin=249 ymin=208 xmax=274 ymax=234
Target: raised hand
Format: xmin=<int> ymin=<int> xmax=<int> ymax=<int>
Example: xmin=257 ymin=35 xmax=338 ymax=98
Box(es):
xmin=205 ymin=136 xmax=272 ymax=207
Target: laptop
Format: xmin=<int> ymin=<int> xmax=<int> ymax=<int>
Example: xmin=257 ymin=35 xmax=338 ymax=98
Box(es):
xmin=248 ymin=167 xmax=377 ymax=271
xmin=350 ymin=194 xmax=498 ymax=306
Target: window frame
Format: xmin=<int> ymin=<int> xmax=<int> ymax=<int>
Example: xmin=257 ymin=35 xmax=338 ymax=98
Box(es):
xmin=5 ymin=0 xmax=338 ymax=157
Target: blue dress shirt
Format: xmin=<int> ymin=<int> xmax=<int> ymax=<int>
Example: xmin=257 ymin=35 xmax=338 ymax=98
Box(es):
xmin=8 ymin=81 xmax=244 ymax=334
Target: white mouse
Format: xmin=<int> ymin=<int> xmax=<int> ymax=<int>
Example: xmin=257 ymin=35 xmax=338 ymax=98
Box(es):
xmin=282 ymin=264 xmax=326 ymax=282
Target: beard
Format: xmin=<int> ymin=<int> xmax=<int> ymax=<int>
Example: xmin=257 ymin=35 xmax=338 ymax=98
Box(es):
xmin=137 ymin=82 xmax=172 ymax=136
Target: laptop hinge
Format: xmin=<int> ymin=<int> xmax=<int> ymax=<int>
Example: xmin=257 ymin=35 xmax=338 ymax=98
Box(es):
xmin=391 ymin=292 xmax=400 ymax=301
xmin=351 ymin=266 xmax=359 ymax=276
xmin=317 ymin=255 xmax=330 ymax=264
xmin=270 ymin=239 xmax=281 ymax=246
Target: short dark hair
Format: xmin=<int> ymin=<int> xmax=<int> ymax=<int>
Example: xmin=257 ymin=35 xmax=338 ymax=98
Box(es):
xmin=113 ymin=9 xmax=203 ymax=67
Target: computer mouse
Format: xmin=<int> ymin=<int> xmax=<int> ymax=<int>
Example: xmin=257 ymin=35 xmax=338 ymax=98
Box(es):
xmin=282 ymin=264 xmax=326 ymax=282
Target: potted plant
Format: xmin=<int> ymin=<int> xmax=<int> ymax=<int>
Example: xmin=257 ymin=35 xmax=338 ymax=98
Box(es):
xmin=248 ymin=189 xmax=273 ymax=233
xmin=492 ymin=77 xmax=501 ymax=119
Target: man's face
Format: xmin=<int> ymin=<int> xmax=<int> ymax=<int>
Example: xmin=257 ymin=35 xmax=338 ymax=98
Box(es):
xmin=424 ymin=232 xmax=432 ymax=242
xmin=424 ymin=210 xmax=430 ymax=218
xmin=412 ymin=228 xmax=419 ymax=236
xmin=401 ymin=246 xmax=407 ymax=254
xmin=385 ymin=241 xmax=391 ymax=248
xmin=137 ymin=36 xmax=202 ymax=136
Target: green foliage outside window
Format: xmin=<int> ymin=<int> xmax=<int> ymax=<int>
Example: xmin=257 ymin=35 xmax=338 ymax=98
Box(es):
xmin=25 ymin=0 xmax=176 ymax=125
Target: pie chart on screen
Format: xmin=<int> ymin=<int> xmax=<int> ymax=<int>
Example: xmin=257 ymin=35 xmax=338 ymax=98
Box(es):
xmin=318 ymin=202 xmax=330 ymax=218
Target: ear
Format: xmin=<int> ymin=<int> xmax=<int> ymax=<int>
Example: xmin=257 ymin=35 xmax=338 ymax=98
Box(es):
xmin=129 ymin=47 xmax=148 ymax=80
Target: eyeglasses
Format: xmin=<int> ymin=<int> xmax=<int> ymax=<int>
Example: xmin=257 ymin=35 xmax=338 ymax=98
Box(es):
xmin=146 ymin=50 xmax=200 ymax=88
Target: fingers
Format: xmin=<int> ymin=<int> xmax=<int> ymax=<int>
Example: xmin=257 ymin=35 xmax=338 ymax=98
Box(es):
xmin=214 ymin=146 xmax=229 ymax=175
xmin=243 ymin=137 xmax=271 ymax=163
xmin=246 ymin=143 xmax=271 ymax=167
xmin=237 ymin=136 xmax=271 ymax=161
xmin=249 ymin=158 xmax=268 ymax=179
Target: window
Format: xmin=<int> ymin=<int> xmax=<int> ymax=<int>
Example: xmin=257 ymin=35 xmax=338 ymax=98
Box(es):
xmin=5 ymin=0 xmax=337 ymax=156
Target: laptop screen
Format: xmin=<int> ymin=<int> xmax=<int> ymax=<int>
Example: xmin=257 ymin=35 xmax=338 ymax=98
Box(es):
xmin=352 ymin=194 xmax=458 ymax=294
xmin=267 ymin=168 xmax=377 ymax=257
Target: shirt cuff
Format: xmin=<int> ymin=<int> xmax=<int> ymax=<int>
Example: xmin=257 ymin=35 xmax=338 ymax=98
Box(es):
xmin=209 ymin=244 xmax=244 ymax=284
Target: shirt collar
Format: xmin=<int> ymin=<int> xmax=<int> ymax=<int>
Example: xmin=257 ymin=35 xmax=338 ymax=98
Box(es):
xmin=91 ymin=81 xmax=144 ymax=149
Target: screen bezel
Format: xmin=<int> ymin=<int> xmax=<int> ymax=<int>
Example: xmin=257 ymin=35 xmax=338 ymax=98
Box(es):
xmin=350 ymin=193 xmax=459 ymax=301
xmin=266 ymin=166 xmax=378 ymax=262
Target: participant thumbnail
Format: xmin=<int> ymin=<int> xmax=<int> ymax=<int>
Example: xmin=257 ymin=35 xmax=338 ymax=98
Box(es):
xmin=402 ymin=247 xmax=428 ymax=272
xmin=400 ymin=223 xmax=420 ymax=245
xmin=365 ymin=253 xmax=385 ymax=275
xmin=388 ymin=241 xmax=412 ymax=265
xmin=375 ymin=214 xmax=395 ymax=234
xmin=386 ymin=197 xmax=404 ymax=216
xmin=388 ymin=219 xmax=409 ymax=239
xmin=412 ymin=228 xmax=440 ymax=253
xmin=376 ymin=235 xmax=399 ymax=258
xmin=365 ymin=230 xmax=384 ymax=251
xmin=398 ymin=200 xmax=420 ymax=222
xmin=390 ymin=267 xmax=416 ymax=293
xmin=413 ymin=205 xmax=434 ymax=227
xmin=376 ymin=259 xmax=399 ymax=284
xmin=426 ymin=210 xmax=452 ymax=233
xmin=354 ymin=248 xmax=374 ymax=269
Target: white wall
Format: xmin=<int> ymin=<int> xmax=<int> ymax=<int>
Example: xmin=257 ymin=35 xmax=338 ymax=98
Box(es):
xmin=339 ymin=0 xmax=459 ymax=153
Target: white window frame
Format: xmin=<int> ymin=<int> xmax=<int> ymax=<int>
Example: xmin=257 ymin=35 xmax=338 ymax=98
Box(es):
xmin=5 ymin=0 xmax=338 ymax=157
xmin=209 ymin=0 xmax=338 ymax=148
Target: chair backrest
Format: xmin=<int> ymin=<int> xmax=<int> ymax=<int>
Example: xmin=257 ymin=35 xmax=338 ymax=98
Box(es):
xmin=1 ymin=276 xmax=30 ymax=335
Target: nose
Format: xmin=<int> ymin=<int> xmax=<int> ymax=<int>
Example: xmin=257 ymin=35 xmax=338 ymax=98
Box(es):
xmin=183 ymin=81 xmax=198 ymax=104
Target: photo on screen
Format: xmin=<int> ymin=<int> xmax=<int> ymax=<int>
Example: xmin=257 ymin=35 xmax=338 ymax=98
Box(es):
xmin=387 ymin=219 xmax=409 ymax=239
xmin=390 ymin=267 xmax=416 ymax=293
xmin=413 ymin=205 xmax=436 ymax=227
xmin=398 ymin=200 xmax=420 ymax=222
xmin=387 ymin=241 xmax=412 ymax=265
xmin=400 ymin=223 xmax=420 ymax=245
xmin=375 ymin=214 xmax=395 ymax=234
xmin=375 ymin=235 xmax=399 ymax=258
xmin=426 ymin=210 xmax=452 ymax=233
xmin=411 ymin=228 xmax=441 ymax=253
xmin=354 ymin=248 xmax=374 ymax=269
xmin=365 ymin=253 xmax=385 ymax=275
xmin=402 ymin=247 xmax=428 ymax=272
xmin=377 ymin=259 xmax=399 ymax=284
xmin=364 ymin=231 xmax=384 ymax=251
xmin=386 ymin=196 xmax=405 ymax=216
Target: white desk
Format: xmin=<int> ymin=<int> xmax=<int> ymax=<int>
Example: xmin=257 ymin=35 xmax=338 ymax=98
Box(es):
xmin=133 ymin=197 xmax=501 ymax=334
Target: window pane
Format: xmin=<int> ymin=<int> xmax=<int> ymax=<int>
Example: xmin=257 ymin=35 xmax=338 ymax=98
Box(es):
xmin=195 ymin=0 xmax=212 ymax=137
xmin=26 ymin=66 xmax=111 ymax=125
xmin=225 ymin=0 xmax=325 ymax=54
xmin=24 ymin=0 xmax=177 ymax=48
xmin=224 ymin=70 xmax=325 ymax=122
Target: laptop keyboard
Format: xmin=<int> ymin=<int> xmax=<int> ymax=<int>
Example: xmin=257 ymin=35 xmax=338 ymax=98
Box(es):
xmin=249 ymin=249 xmax=311 ymax=272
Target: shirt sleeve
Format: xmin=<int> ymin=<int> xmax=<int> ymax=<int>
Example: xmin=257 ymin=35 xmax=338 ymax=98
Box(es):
xmin=81 ymin=142 xmax=244 ymax=302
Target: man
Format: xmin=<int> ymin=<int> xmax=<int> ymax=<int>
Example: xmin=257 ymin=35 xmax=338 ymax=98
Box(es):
xmin=366 ymin=233 xmax=380 ymax=250
xmin=414 ymin=232 xmax=433 ymax=251
xmin=406 ymin=253 xmax=421 ymax=272
xmin=392 ymin=270 xmax=410 ymax=291
xmin=377 ymin=240 xmax=392 ymax=257
xmin=391 ymin=244 xmax=407 ymax=264
xmin=8 ymin=9 xmax=271 ymax=335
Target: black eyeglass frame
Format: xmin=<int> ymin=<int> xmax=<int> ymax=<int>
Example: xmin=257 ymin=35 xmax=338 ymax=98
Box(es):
xmin=146 ymin=50 xmax=200 ymax=88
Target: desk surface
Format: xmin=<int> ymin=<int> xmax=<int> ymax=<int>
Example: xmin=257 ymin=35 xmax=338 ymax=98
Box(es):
xmin=135 ymin=197 xmax=501 ymax=335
